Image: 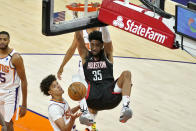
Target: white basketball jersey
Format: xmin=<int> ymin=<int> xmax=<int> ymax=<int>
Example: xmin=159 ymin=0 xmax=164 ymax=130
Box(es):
xmin=0 ymin=49 xmax=20 ymax=92
xmin=48 ymin=99 xmax=76 ymax=131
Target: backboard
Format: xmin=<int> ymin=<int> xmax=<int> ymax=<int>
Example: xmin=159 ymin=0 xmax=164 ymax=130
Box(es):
xmin=42 ymin=0 xmax=106 ymax=36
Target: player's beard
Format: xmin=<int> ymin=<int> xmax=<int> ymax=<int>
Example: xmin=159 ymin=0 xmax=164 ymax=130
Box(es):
xmin=92 ymin=51 xmax=102 ymax=60
xmin=0 ymin=44 xmax=8 ymax=50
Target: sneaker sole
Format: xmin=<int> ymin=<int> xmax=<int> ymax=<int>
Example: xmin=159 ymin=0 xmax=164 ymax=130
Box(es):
xmin=119 ymin=109 xmax=132 ymax=123
xmin=79 ymin=116 xmax=94 ymax=126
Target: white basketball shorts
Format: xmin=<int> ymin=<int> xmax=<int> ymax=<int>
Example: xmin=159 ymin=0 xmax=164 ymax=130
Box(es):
xmin=0 ymin=87 xmax=19 ymax=122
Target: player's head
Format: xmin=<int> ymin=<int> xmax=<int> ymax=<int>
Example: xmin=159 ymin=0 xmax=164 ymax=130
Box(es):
xmin=87 ymin=27 xmax=100 ymax=33
xmin=0 ymin=31 xmax=10 ymax=50
xmin=89 ymin=31 xmax=103 ymax=56
xmin=40 ymin=74 xmax=64 ymax=97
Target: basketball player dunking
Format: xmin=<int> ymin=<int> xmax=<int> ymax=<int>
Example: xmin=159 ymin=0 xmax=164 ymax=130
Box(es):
xmin=57 ymin=2 xmax=107 ymax=128
xmin=75 ymin=29 xmax=133 ymax=125
xmin=57 ymin=2 xmax=121 ymax=130
xmin=57 ymin=27 xmax=104 ymax=128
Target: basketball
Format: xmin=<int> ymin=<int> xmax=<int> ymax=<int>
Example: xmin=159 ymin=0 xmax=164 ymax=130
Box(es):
xmin=68 ymin=82 xmax=86 ymax=101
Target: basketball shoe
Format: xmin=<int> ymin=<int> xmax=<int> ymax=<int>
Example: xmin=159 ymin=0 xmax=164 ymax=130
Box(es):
xmin=84 ymin=122 xmax=97 ymax=131
xmin=91 ymin=122 xmax=97 ymax=131
xmin=119 ymin=103 xmax=133 ymax=123
xmin=80 ymin=108 xmax=94 ymax=126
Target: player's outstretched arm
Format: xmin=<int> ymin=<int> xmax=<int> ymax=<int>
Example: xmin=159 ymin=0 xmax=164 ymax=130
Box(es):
xmin=75 ymin=31 xmax=88 ymax=63
xmin=57 ymin=35 xmax=78 ymax=80
xmin=55 ymin=117 xmax=75 ymax=131
xmin=101 ymin=26 xmax=113 ymax=63
xmin=12 ymin=53 xmax=28 ymax=117
xmin=71 ymin=105 xmax=80 ymax=114
xmin=54 ymin=111 xmax=81 ymax=131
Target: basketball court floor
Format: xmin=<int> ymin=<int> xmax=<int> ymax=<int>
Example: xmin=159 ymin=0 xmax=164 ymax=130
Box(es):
xmin=0 ymin=0 xmax=196 ymax=131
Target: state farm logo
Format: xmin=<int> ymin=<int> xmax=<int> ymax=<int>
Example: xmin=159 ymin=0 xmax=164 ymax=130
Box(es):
xmin=112 ymin=16 xmax=167 ymax=44
xmin=113 ymin=16 xmax=124 ymax=28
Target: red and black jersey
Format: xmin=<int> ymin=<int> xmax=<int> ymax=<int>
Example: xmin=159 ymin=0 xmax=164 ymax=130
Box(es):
xmin=83 ymin=49 xmax=114 ymax=85
xmin=83 ymin=49 xmax=121 ymax=111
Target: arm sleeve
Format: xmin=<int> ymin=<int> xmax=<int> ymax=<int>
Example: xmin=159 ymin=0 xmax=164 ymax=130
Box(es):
xmin=101 ymin=26 xmax=111 ymax=43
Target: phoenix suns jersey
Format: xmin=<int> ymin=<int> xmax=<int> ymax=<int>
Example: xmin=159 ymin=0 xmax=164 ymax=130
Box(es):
xmin=48 ymin=99 xmax=77 ymax=131
xmin=0 ymin=50 xmax=20 ymax=91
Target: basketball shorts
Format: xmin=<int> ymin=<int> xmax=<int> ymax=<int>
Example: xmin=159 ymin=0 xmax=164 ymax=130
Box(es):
xmin=86 ymin=80 xmax=122 ymax=111
xmin=0 ymin=87 xmax=20 ymax=122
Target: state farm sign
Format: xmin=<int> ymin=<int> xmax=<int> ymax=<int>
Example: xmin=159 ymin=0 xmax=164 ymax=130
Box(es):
xmin=113 ymin=16 xmax=167 ymax=44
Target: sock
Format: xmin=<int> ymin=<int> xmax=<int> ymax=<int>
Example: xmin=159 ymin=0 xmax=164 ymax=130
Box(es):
xmin=79 ymin=98 xmax=89 ymax=112
xmin=122 ymin=95 xmax=130 ymax=107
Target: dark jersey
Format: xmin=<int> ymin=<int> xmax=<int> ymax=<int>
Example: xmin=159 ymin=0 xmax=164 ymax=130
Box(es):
xmin=83 ymin=49 xmax=114 ymax=86
xmin=83 ymin=50 xmax=121 ymax=110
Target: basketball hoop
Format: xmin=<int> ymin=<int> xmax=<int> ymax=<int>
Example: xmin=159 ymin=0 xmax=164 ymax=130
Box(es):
xmin=66 ymin=3 xmax=100 ymax=12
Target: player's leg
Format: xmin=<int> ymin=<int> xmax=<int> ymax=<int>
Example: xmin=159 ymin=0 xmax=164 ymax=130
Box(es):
xmin=84 ymin=108 xmax=98 ymax=131
xmin=3 ymin=88 xmax=19 ymax=131
xmin=1 ymin=99 xmax=15 ymax=131
xmin=117 ymin=70 xmax=132 ymax=96
xmin=116 ymin=70 xmax=133 ymax=123
xmin=88 ymin=108 xmax=97 ymax=121
xmin=72 ymin=65 xmax=94 ymax=126
xmin=79 ymin=98 xmax=94 ymax=126
xmin=5 ymin=120 xmax=13 ymax=131
xmin=0 ymin=110 xmax=7 ymax=131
